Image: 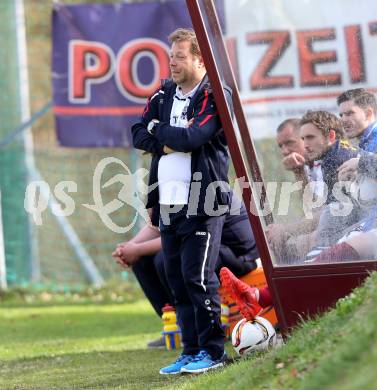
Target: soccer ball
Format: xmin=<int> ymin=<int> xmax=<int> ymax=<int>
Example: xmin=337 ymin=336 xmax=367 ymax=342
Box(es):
xmin=231 ymin=316 xmax=277 ymax=356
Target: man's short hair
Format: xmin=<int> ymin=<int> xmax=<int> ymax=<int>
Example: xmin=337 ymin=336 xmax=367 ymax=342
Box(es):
xmin=168 ymin=28 xmax=201 ymax=57
xmin=300 ymin=110 xmax=345 ymax=139
xmin=337 ymin=88 xmax=377 ymax=116
xmin=276 ymin=118 xmax=301 ymax=134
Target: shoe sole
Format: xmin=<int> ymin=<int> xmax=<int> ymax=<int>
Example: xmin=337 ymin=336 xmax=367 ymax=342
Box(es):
xmin=220 ymin=268 xmax=236 ymax=297
xmin=180 ymin=362 xmax=224 ymax=374
xmin=220 ymin=268 xmax=249 ymax=296
xmin=220 ymin=268 xmax=262 ymax=320
xmin=159 ymin=370 xmax=181 ymax=375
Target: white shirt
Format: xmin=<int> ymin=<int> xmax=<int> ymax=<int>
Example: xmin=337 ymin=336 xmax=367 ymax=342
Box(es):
xmin=158 ymin=83 xmax=200 ymax=205
xmin=304 ymin=161 xmax=325 ymax=200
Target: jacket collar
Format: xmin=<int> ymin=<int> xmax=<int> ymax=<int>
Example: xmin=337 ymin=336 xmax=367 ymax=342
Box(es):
xmin=162 ymin=74 xmax=210 ymax=96
xmin=321 ymin=140 xmax=341 ymax=170
xmin=359 ymin=120 xmax=377 ymax=149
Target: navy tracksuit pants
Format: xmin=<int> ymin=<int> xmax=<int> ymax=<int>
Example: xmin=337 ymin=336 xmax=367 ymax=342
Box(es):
xmin=132 ymin=251 xmax=173 ymax=317
xmin=132 ymin=244 xmax=257 ymax=318
xmin=133 ymin=201 xmax=258 ymax=320
xmin=160 ymin=207 xmax=226 ymax=360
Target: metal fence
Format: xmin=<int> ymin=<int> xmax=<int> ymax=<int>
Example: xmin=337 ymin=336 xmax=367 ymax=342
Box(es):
xmin=0 ymin=0 xmax=150 ymax=288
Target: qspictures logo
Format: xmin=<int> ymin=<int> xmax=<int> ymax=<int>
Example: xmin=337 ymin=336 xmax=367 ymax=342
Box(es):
xmin=24 ymin=157 xmax=362 ymax=233
xmin=24 ymin=157 xmax=152 ymax=233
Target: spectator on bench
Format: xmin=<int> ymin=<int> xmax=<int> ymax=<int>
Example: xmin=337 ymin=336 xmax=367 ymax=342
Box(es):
xmin=338 ymin=88 xmax=377 ymax=153
xmin=276 ymin=118 xmax=306 ymax=182
xmin=267 ymin=111 xmax=358 ymax=264
xmin=308 ymin=89 xmax=377 ymax=255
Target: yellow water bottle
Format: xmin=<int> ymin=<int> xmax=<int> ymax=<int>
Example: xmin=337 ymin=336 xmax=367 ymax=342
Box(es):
xmin=221 ymin=302 xmax=230 ymax=337
xmin=162 ymin=304 xmax=181 ymax=350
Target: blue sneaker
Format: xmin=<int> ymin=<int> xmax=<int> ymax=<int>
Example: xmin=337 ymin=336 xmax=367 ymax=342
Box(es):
xmin=159 ymin=354 xmax=195 ymax=375
xmin=180 ymin=350 xmax=227 ymax=374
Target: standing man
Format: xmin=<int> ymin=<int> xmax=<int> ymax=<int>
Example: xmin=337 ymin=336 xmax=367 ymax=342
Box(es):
xmin=298 ymin=110 xmax=358 ymax=256
xmin=131 ymin=28 xmax=231 ymax=374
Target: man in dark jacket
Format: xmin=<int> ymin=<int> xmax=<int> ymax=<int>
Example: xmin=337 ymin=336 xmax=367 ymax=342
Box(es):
xmin=267 ymin=111 xmax=358 ymax=263
xmin=309 ymin=90 xmax=377 ymax=259
xmin=337 ymin=88 xmax=377 ymax=152
xmin=298 ymin=111 xmax=361 ymax=257
xmin=131 ymin=28 xmax=231 ymax=374
xmin=299 ymin=110 xmax=358 ymax=205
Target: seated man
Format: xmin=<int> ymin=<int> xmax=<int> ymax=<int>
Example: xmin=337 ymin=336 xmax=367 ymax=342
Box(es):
xmin=299 ymin=110 xmax=357 ymax=203
xmin=267 ymin=110 xmax=358 ymax=264
xmin=264 ymin=118 xmax=310 ymax=264
xmin=309 ymin=89 xmax=377 ymax=252
xmin=219 ymin=155 xmax=377 ymax=321
xmin=337 ymin=88 xmax=377 ymax=153
xmin=112 ymin=198 xmax=259 ymax=347
xmin=276 ymin=118 xmax=306 ymax=182
xmin=221 ymin=155 xmax=377 ymax=320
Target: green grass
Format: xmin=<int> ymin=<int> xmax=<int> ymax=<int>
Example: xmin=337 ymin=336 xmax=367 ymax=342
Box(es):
xmin=1 ymin=272 xmax=377 ymax=389
xmin=0 ymin=299 xmax=189 ymax=389
xmin=175 ymin=271 xmax=377 ymax=390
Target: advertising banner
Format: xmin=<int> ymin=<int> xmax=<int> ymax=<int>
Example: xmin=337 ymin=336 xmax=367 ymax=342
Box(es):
xmin=224 ymin=0 xmax=377 ymax=138
xmin=52 ymin=0 xmax=375 ymax=144
xmin=52 ymin=1 xmax=191 ymax=147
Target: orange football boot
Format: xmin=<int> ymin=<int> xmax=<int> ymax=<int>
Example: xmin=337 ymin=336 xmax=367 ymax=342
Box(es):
xmin=220 ymin=267 xmax=263 ymax=320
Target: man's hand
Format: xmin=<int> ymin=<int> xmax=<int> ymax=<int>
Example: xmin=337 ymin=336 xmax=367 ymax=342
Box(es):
xmin=282 ymin=152 xmax=305 ymax=171
xmin=163 ymin=145 xmax=176 ymax=154
xmin=163 ymin=119 xmax=194 ymax=154
xmin=338 ymin=157 xmax=360 ymax=182
xmin=112 ymin=241 xmax=141 ymax=267
xmin=266 ymin=223 xmax=289 ymax=253
xmin=112 ymin=246 xmax=129 ymax=269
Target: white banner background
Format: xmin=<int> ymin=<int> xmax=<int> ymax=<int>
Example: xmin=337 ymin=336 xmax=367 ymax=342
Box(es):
xmin=224 ymin=0 xmax=377 ymax=138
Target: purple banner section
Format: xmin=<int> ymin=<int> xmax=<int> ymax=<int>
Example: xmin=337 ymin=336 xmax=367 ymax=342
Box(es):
xmin=52 ymin=1 xmax=192 ymax=147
